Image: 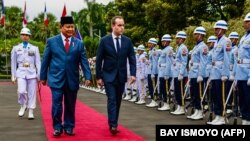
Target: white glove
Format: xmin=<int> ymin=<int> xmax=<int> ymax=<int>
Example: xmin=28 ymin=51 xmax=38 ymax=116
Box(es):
xmin=151 ymin=74 xmax=155 ymax=78
xmin=229 ymin=74 xmax=234 ymax=81
xmin=11 ymin=76 xmax=16 ymax=82
xmin=197 ymin=76 xmax=203 ymax=82
xmin=247 ymin=78 xmax=250 ymax=86
xmin=178 ymin=74 xmax=183 ymax=80
xmin=221 ymin=76 xmax=228 ymax=81
xmin=164 ymin=76 xmax=169 ymax=80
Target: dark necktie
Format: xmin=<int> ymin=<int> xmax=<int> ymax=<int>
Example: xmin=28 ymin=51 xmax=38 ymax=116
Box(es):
xmin=115 ymin=37 xmax=120 ymax=53
xmin=65 ymin=38 xmax=70 ymax=53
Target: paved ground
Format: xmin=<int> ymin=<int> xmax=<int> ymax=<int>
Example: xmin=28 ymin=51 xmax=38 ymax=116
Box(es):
xmin=0 ymin=81 xmax=46 ymax=141
xmin=1 ymin=80 xmax=236 ymax=141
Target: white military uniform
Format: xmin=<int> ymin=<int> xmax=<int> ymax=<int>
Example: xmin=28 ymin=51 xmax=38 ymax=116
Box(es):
xmin=11 ymin=42 xmax=41 ymax=118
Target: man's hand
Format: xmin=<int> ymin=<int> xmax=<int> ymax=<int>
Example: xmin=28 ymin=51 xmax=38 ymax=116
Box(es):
xmin=178 ymin=74 xmax=183 ymax=80
xmin=84 ymin=80 xmax=91 ymax=86
xmin=40 ymin=80 xmax=47 ymax=85
xmin=129 ymin=76 xmax=136 ymax=85
xmin=12 ymin=80 xmax=16 ymax=84
xmin=247 ymin=78 xmax=250 ymax=86
xmin=97 ymin=79 xmax=104 ymax=87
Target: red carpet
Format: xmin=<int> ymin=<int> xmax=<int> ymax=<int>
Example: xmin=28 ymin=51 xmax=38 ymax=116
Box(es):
xmin=39 ymin=85 xmax=146 ymax=141
xmin=0 ymin=82 xmax=12 ymax=84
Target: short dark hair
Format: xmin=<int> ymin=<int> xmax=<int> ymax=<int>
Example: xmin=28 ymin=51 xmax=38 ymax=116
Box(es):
xmin=111 ymin=16 xmax=123 ymax=25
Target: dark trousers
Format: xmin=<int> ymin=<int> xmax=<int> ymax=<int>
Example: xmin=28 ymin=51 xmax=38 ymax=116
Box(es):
xmin=174 ymin=77 xmax=187 ymax=106
xmin=211 ymin=80 xmax=224 ymax=116
xmin=104 ymin=79 xmax=125 ymax=128
xmin=51 ymin=85 xmax=77 ymax=131
xmin=237 ymin=80 xmax=250 ymax=120
xmin=147 ymin=74 xmax=158 ymax=99
xmin=190 ymin=78 xmax=203 ymax=110
xmin=159 ymin=77 xmax=171 ymax=102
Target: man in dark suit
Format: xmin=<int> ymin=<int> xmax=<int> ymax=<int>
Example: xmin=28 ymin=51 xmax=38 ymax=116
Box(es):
xmin=96 ymin=16 xmax=136 ymax=135
xmin=40 ymin=16 xmax=92 ymax=137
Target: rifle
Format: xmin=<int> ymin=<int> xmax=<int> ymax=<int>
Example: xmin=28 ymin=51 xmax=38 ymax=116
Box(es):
xmin=201 ymin=79 xmax=211 ymax=104
xmin=224 ymin=80 xmax=237 ymax=124
xmin=232 ymin=84 xmax=239 ymax=125
xmin=152 ymin=76 xmax=160 ymax=101
xmin=222 ymin=80 xmax=229 ymax=124
xmin=168 ymin=78 xmax=177 ymax=111
xmin=183 ymin=79 xmax=193 ymax=113
xmin=224 ymin=80 xmax=236 ymax=110
xmin=183 ymin=79 xmax=190 ymax=100
xmin=206 ymin=79 xmax=213 ymax=123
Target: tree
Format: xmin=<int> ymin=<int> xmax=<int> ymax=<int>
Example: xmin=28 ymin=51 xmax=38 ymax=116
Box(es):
xmin=0 ymin=7 xmax=23 ymax=39
xmin=72 ymin=1 xmax=107 ymax=57
xmin=29 ymin=13 xmax=59 ymax=43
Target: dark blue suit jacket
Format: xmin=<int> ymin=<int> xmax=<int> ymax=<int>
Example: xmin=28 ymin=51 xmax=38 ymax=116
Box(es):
xmin=40 ymin=34 xmax=92 ymax=91
xmin=96 ymin=34 xmax=136 ymax=83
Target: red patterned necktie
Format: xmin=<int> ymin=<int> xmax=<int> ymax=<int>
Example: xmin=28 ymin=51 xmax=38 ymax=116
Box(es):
xmin=65 ymin=38 xmax=70 ymax=53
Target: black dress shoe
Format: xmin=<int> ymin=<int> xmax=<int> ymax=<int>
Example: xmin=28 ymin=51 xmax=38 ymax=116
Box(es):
xmin=109 ymin=127 xmax=119 ymax=135
xmin=53 ymin=129 xmax=63 ymax=137
xmin=64 ymin=129 xmax=75 ymax=136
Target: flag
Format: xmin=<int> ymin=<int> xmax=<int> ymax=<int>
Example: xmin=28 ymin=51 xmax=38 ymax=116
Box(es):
xmin=22 ymin=1 xmax=28 ymax=27
xmin=0 ymin=0 xmax=4 ymax=26
xmin=44 ymin=3 xmax=49 ymax=26
xmin=74 ymin=27 xmax=82 ymax=41
xmin=62 ymin=4 xmax=67 ymax=17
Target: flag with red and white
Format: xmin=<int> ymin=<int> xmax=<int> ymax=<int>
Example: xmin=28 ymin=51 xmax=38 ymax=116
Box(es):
xmin=0 ymin=0 xmax=4 ymax=26
xmin=22 ymin=1 xmax=28 ymax=27
xmin=62 ymin=4 xmax=67 ymax=17
xmin=44 ymin=3 xmax=49 ymax=27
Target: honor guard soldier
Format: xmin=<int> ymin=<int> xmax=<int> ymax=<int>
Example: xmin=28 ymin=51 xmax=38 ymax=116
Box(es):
xmin=170 ymin=31 xmax=189 ymax=115
xmin=135 ymin=44 xmax=147 ymax=104
xmin=233 ymin=13 xmax=250 ymax=125
xmin=123 ymin=47 xmax=138 ymax=100
xmin=205 ymin=36 xmax=217 ymax=81
xmin=11 ymin=27 xmax=41 ymax=120
xmin=227 ymin=32 xmax=239 ymax=114
xmin=146 ymin=38 xmax=160 ymax=107
xmin=187 ymin=27 xmax=208 ymax=120
xmin=129 ymin=47 xmax=140 ymax=102
xmin=204 ymin=36 xmax=217 ymax=107
xmin=157 ymin=34 xmax=173 ymax=111
xmin=207 ymin=20 xmax=231 ymax=125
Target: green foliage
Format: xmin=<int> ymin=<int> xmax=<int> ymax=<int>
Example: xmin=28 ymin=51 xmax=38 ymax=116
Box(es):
xmin=0 ymin=0 xmax=249 ymax=76
xmin=83 ymin=36 xmax=100 ymax=58
xmin=0 ymin=38 xmax=44 ymax=54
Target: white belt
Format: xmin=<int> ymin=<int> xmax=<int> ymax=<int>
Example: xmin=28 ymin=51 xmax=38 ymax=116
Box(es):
xmin=190 ymin=62 xmax=199 ymax=66
xmin=160 ymin=63 xmax=166 ymax=67
xmin=207 ymin=64 xmax=212 ymax=67
xmin=237 ymin=59 xmax=250 ymax=64
xmin=212 ymin=61 xmax=223 ymax=66
xmin=174 ymin=62 xmax=181 ymax=67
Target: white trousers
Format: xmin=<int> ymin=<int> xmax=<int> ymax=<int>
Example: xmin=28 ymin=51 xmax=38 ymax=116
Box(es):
xmin=17 ymin=78 xmax=37 ymax=109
